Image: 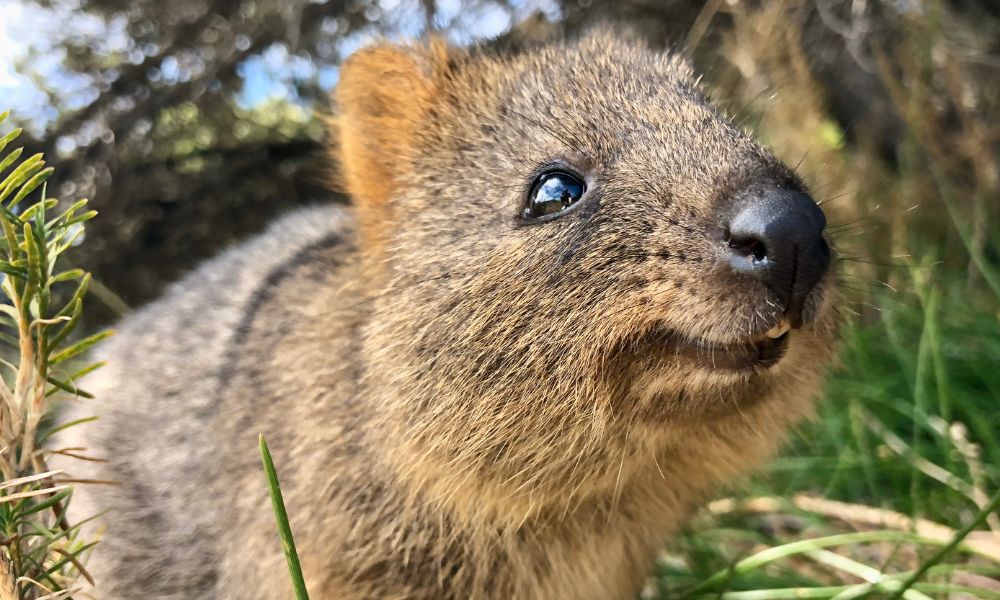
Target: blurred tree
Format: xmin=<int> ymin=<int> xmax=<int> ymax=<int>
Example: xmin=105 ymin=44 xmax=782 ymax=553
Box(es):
xmin=13 ymin=0 xmax=384 ymax=319
xmin=10 ymin=0 xmax=557 ymax=319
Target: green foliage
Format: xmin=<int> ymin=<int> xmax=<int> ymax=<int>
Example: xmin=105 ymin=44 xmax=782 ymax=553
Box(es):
xmin=0 ymin=110 xmax=106 ymax=599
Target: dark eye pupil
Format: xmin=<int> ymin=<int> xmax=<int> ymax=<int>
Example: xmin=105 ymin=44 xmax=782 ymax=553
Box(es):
xmin=526 ymin=172 xmax=585 ymax=219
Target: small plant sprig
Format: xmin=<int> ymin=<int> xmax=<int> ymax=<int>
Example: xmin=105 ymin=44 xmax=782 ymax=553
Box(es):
xmin=0 ymin=110 xmax=108 ymax=599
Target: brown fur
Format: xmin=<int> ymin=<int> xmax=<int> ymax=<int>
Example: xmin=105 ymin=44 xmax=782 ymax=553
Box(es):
xmin=56 ymin=29 xmax=840 ymax=599
xmin=334 ymin=39 xmax=450 ymax=263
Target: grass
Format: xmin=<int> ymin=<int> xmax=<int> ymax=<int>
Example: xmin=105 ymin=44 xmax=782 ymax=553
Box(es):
xmin=259 ymin=434 xmax=310 ymax=600
xmin=650 ymin=274 xmax=1000 ymax=597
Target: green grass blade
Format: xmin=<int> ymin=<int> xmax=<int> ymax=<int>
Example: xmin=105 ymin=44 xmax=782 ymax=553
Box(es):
xmin=888 ymin=486 xmax=1000 ymax=599
xmin=684 ymin=529 xmax=992 ymax=598
xmin=259 ymin=434 xmax=310 ymax=600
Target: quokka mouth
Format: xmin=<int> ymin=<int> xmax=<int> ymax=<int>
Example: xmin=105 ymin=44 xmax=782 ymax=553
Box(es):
xmin=645 ymin=319 xmax=793 ymax=372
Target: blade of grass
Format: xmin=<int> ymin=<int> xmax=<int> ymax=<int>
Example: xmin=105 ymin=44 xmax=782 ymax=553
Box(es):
xmin=888 ymin=486 xmax=1000 ymax=599
xmin=684 ymin=529 xmax=994 ymax=597
xmin=259 ymin=434 xmax=309 ymax=600
xmin=805 ymin=549 xmax=932 ymax=600
xmin=693 ymin=581 xmax=1000 ymax=600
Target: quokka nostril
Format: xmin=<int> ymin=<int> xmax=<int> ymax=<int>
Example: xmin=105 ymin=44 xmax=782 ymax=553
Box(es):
xmin=728 ymin=235 xmax=768 ymax=263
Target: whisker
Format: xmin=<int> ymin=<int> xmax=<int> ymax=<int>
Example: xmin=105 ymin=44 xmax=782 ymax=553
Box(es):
xmin=793 ymin=149 xmax=810 ymax=174
xmin=835 ymin=256 xmax=910 ymax=268
xmin=818 ymin=177 xmax=901 ymax=206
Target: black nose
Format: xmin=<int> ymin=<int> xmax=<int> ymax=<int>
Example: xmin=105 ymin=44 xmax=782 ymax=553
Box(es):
xmin=725 ymin=188 xmax=831 ymax=327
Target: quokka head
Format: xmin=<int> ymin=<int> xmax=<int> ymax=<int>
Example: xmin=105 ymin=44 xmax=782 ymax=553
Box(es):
xmin=331 ymin=29 xmax=840 ymax=512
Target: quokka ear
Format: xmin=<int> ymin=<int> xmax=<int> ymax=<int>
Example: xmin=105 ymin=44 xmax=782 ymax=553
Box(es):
xmin=332 ymin=39 xmax=453 ymax=253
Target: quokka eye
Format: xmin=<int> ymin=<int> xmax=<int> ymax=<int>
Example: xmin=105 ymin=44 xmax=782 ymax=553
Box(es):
xmin=523 ymin=171 xmax=586 ymax=221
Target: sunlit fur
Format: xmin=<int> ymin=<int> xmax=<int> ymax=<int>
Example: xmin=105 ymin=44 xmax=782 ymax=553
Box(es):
xmin=58 ymin=30 xmax=840 ymax=599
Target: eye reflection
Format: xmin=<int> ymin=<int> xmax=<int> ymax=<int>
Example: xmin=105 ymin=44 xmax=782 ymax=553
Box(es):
xmin=524 ymin=172 xmax=585 ymax=220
